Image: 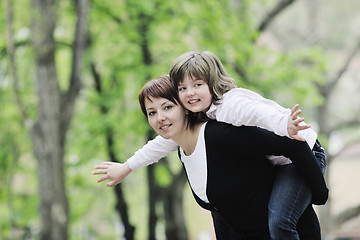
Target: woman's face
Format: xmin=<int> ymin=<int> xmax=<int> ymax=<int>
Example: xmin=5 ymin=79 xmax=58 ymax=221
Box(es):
xmin=145 ymin=96 xmax=188 ymax=140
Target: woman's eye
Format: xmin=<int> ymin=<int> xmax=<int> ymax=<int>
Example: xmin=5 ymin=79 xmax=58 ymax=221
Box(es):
xmin=164 ymin=105 xmax=173 ymax=110
xmin=147 ymin=111 xmax=155 ymax=116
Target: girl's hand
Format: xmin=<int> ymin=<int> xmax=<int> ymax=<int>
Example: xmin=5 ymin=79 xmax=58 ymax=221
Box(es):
xmin=287 ymin=104 xmax=310 ymax=142
xmin=92 ymin=162 xmax=132 ymax=187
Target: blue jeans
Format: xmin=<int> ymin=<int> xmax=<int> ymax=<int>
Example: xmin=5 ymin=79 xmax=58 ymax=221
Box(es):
xmin=268 ymin=139 xmax=326 ymax=240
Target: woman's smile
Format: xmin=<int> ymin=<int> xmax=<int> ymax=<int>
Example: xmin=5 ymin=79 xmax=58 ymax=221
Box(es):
xmin=159 ymin=123 xmax=172 ymax=130
xmin=145 ymin=96 xmax=187 ymax=139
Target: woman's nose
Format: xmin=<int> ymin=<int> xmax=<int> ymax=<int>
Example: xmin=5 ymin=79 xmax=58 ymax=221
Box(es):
xmin=157 ymin=112 xmax=166 ymax=121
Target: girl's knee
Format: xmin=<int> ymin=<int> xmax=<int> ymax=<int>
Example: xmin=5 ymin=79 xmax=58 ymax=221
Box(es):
xmin=269 ymin=214 xmax=298 ymax=239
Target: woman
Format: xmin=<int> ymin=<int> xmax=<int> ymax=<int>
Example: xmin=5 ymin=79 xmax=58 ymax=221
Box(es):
xmin=94 ymin=76 xmax=328 ymax=239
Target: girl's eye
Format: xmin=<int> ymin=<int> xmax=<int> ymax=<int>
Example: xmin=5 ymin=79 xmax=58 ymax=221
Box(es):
xmin=178 ymin=87 xmax=185 ymax=92
xmin=195 ymin=83 xmax=202 ymax=87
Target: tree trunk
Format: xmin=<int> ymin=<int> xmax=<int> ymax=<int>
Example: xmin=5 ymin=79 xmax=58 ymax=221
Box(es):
xmin=146 ymin=131 xmax=158 ymax=240
xmin=31 ymin=0 xmax=67 ymax=238
xmin=137 ymin=11 xmax=160 ymax=239
xmin=30 ymin=0 xmax=88 ymax=239
xmin=91 ymin=63 xmax=135 ymax=240
xmin=114 ymin=185 xmax=135 ymax=240
xmin=163 ymin=170 xmax=188 ymax=240
xmin=147 ymin=165 xmax=158 ymax=240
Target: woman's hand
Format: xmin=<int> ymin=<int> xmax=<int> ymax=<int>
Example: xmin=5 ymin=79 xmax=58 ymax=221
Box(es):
xmin=92 ymin=162 xmax=132 ymax=187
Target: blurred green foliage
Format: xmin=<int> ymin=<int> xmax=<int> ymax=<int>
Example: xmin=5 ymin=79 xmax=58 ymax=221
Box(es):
xmin=1 ymin=0 xmax=358 ymax=239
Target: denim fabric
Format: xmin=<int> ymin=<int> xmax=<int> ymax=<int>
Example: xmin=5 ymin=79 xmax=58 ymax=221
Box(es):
xmin=268 ymin=139 xmax=326 ymax=240
xmin=312 ymin=139 xmax=327 ymax=175
xmin=268 ymin=164 xmax=318 ymax=240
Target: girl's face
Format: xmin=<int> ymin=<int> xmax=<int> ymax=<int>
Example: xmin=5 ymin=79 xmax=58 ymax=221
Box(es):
xmin=177 ymin=75 xmax=213 ymax=113
xmin=145 ymin=96 xmax=188 ymax=140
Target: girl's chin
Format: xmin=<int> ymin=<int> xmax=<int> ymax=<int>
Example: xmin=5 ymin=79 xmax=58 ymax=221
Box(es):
xmin=187 ymin=105 xmax=205 ymax=113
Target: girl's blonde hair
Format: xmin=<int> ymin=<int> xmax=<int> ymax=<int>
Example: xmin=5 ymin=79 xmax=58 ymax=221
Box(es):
xmin=169 ymin=51 xmax=237 ymax=103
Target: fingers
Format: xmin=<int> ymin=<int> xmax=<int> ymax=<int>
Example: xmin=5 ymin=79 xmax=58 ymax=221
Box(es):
xmin=292 ymin=117 xmax=311 ymax=129
xmin=292 ymin=134 xmax=306 ymax=142
xmin=101 ymin=162 xmax=114 ymax=165
xmin=94 ymin=165 xmax=107 ymax=170
xmin=92 ymin=169 xmax=108 ymax=175
xmin=106 ymin=180 xmax=116 ymax=187
xmin=292 ymin=109 xmax=302 ymax=120
xmin=291 ymin=104 xmax=299 ymax=116
xmin=297 ymin=123 xmax=311 ymax=130
xmin=97 ymin=175 xmax=109 ymax=183
xmin=293 ymin=117 xmax=304 ymax=125
xmin=94 ymin=162 xmax=114 ymax=168
xmin=93 ymin=162 xmax=121 ymax=186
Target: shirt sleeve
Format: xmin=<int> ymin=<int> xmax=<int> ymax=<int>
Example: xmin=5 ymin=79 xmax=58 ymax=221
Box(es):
xmin=126 ymin=135 xmax=179 ymax=171
xmin=208 ymin=88 xmax=317 ymax=148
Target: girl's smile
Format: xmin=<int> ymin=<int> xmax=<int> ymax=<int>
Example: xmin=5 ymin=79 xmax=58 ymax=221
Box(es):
xmin=178 ymin=76 xmax=213 ymax=113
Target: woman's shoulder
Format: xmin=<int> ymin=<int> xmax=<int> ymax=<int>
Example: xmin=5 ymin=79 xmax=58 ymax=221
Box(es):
xmin=205 ymin=120 xmax=268 ymax=140
xmin=206 ymin=119 xmax=256 ymax=129
xmin=205 ymin=120 xmax=255 ymax=134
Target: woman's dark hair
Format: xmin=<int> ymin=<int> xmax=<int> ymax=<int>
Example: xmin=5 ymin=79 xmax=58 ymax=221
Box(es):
xmin=138 ymin=75 xmax=205 ymax=129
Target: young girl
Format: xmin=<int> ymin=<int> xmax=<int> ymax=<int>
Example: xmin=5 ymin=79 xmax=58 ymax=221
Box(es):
xmin=94 ymin=51 xmax=327 ymax=239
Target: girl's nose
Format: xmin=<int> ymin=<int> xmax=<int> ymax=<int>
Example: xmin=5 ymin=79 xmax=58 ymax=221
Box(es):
xmin=187 ymin=87 xmax=194 ymax=96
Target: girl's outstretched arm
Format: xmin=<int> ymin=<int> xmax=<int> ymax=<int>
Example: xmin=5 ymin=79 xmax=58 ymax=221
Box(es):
xmin=209 ymin=88 xmax=317 ymax=148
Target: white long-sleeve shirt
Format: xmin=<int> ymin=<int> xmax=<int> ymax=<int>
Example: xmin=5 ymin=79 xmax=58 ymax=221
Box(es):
xmin=127 ymin=88 xmax=317 ymax=171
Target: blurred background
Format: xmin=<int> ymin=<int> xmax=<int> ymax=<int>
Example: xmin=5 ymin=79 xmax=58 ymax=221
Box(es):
xmin=1 ymin=0 xmax=360 ymax=239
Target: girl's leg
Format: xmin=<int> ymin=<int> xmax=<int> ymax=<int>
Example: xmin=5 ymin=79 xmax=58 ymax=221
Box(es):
xmin=312 ymin=139 xmax=327 ymax=175
xmin=268 ymin=164 xmax=313 ymax=240
xmin=269 ymin=139 xmax=326 ymax=239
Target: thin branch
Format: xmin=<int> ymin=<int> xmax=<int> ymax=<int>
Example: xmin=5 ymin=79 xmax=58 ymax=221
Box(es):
xmin=92 ymin=1 xmax=122 ymax=24
xmin=5 ymin=0 xmax=30 ymax=127
xmin=328 ymin=38 xmax=360 ymax=93
xmin=60 ymin=0 xmax=89 ymax=138
xmin=0 ymin=40 xmax=30 ymax=57
xmin=330 ymin=139 xmax=360 ymax=160
xmin=329 ymin=117 xmax=360 ymax=135
xmin=257 ymin=0 xmax=296 ymax=33
xmin=313 ymin=38 xmax=360 ymax=99
xmin=68 ymin=0 xmax=88 ymax=96
xmin=235 ymin=0 xmax=297 ymax=83
xmin=335 ymin=205 xmax=360 ymax=226
xmin=90 ymin=60 xmax=136 ymax=239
